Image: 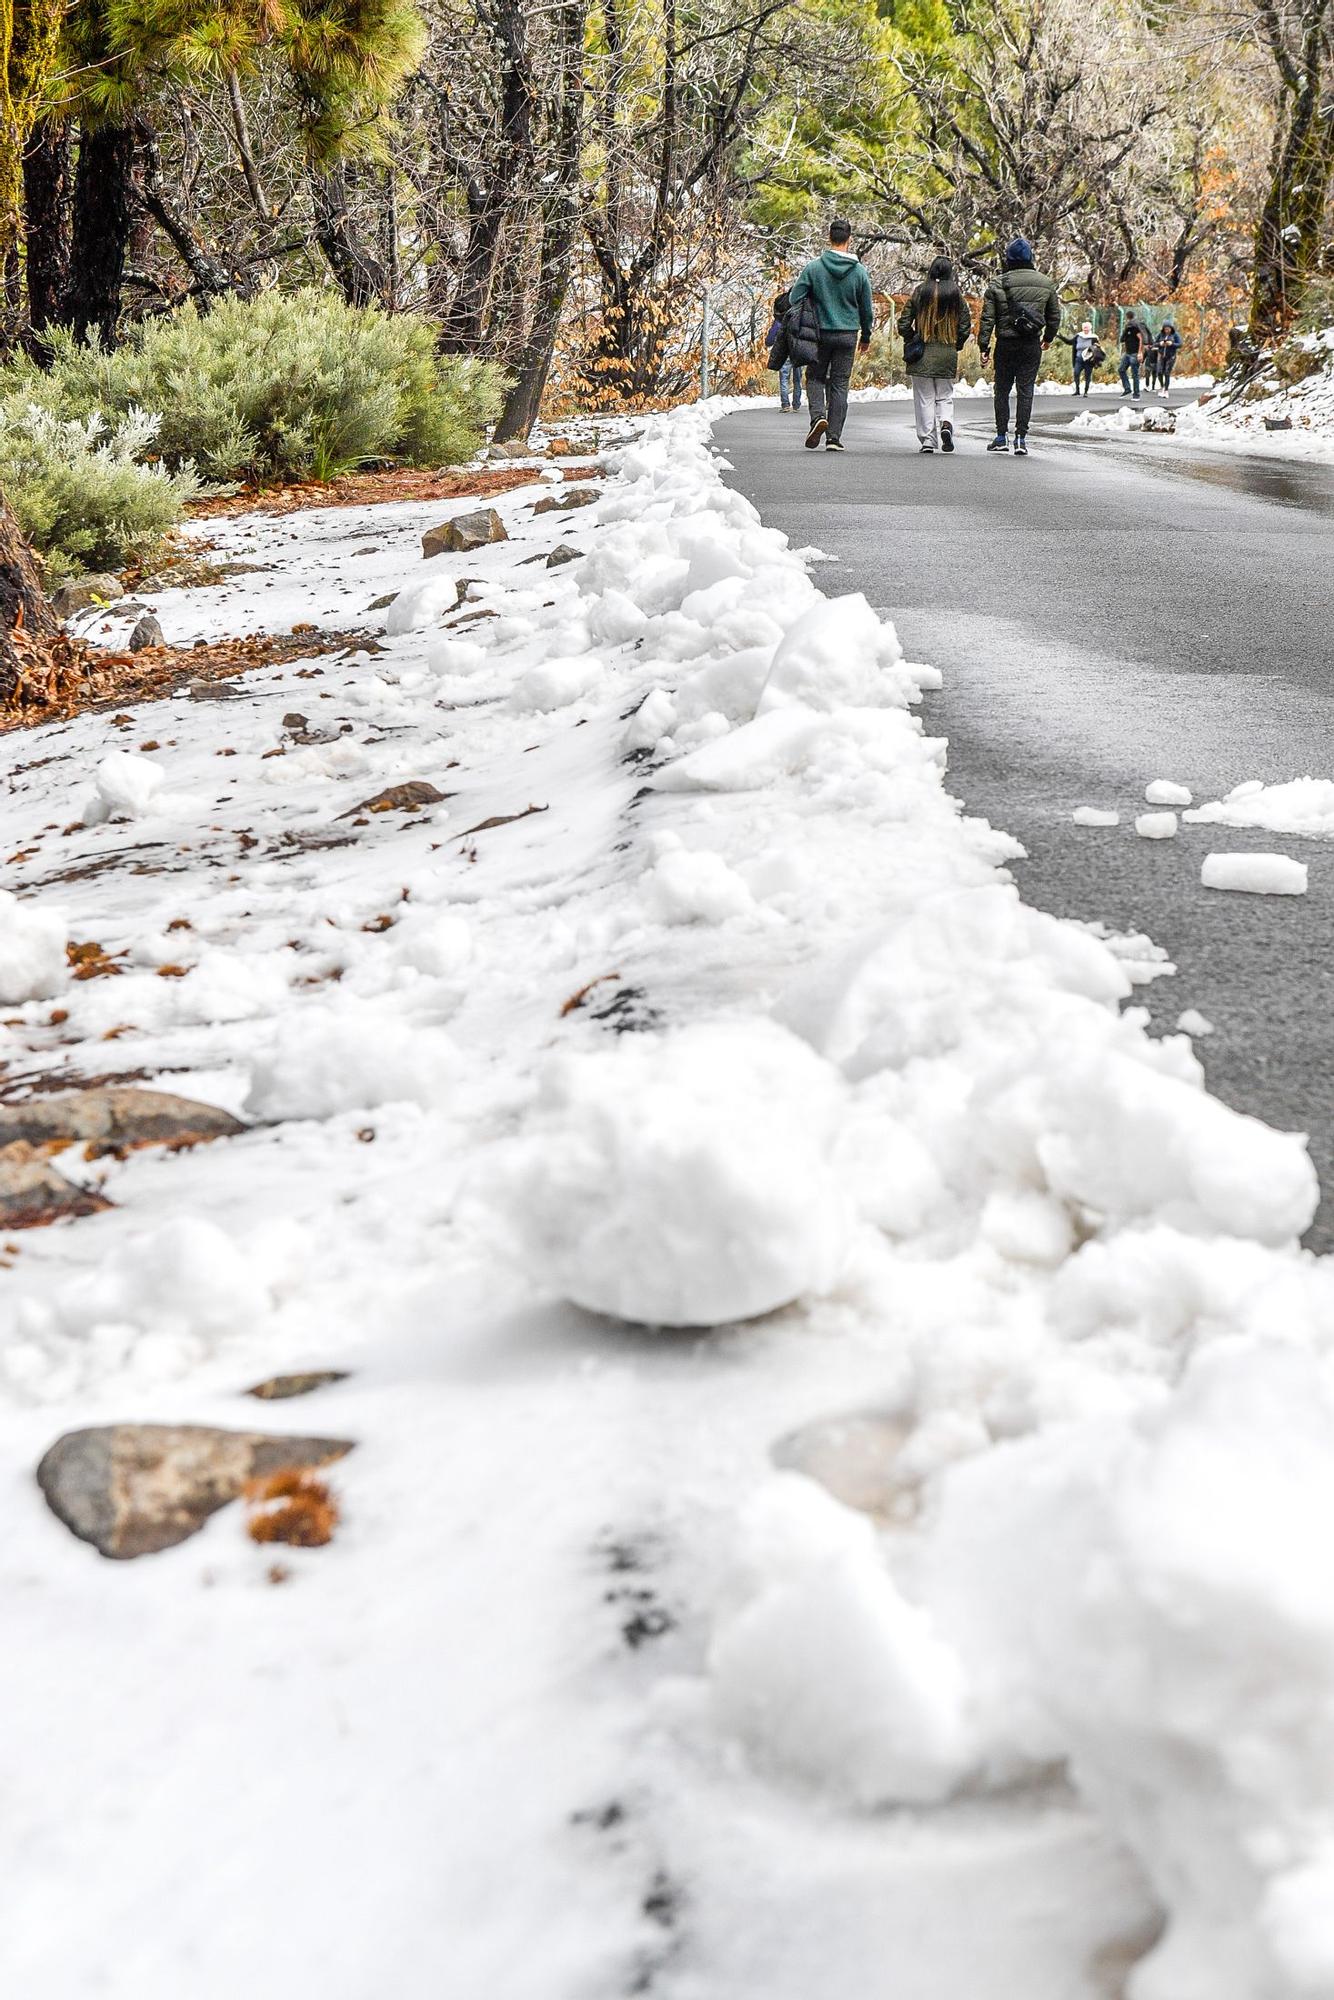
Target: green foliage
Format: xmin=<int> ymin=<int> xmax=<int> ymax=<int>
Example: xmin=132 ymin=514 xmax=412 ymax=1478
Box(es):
xmin=4 ymin=292 xmax=507 ymax=484
xmin=0 ymin=403 xmax=201 ymax=581
xmin=1294 ymin=279 xmax=1334 ymax=339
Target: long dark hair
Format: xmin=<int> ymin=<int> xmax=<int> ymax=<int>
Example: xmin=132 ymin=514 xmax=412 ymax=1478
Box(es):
xmin=915 ymin=256 xmax=964 ymax=344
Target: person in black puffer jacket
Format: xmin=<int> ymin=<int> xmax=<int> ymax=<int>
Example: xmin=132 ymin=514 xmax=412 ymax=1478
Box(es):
xmin=978 ymin=236 xmax=1061 ymax=456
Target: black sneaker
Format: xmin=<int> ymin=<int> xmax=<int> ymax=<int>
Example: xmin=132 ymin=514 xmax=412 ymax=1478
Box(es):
xmin=1014 ymin=435 xmax=1028 ymax=456
xmin=826 ymin=438 xmax=845 ymax=451
xmin=919 ymin=442 xmax=935 ymax=453
xmin=940 ymin=421 xmax=955 ymax=453
xmin=805 ymin=418 xmax=828 ymax=449
xmin=987 ymin=433 xmax=1009 ymax=451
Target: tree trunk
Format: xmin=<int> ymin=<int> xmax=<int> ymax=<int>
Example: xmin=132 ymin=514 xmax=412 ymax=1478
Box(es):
xmin=0 ymin=495 xmax=62 ymax=705
xmin=493 ymin=0 xmax=587 ymax=439
xmin=64 ymin=123 xmax=137 ymax=345
xmin=23 ymin=120 xmax=70 ymax=333
xmin=311 ymin=163 xmax=388 ymax=307
xmin=1248 ymin=105 xmax=1334 ymax=341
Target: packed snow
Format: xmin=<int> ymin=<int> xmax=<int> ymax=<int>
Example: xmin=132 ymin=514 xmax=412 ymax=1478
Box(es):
xmin=1186 ymin=776 xmax=1334 ymax=839
xmin=1176 ymin=330 xmax=1334 ymax=464
xmin=1201 ymin=851 xmax=1308 ymax=896
xmin=2 ymin=399 xmax=1331 ymax=2000
xmin=1135 ymin=810 xmax=1178 ymax=839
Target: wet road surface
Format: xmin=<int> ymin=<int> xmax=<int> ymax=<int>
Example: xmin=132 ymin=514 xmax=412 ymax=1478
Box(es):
xmin=717 ymin=389 xmax=1334 ymax=1246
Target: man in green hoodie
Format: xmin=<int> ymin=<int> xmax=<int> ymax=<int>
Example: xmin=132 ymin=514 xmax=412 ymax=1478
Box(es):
xmin=788 ymin=218 xmax=875 ymax=452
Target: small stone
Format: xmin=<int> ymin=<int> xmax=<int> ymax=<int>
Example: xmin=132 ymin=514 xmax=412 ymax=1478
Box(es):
xmin=342 ymin=780 xmax=449 ymax=818
xmin=0 ymin=1086 xmax=245 ymax=1159
xmin=129 ymin=613 xmax=165 ymax=651
xmin=368 ymin=592 xmax=397 ymax=611
xmin=533 ymin=485 xmax=599 ymax=516
xmin=422 ymin=509 xmax=509 ymax=558
xmin=0 ymin=1143 xmax=113 ymax=1229
xmin=771 ymin=1409 xmax=914 ymax=1521
xmin=188 ymin=682 xmax=242 ymax=701
xmin=36 ymin=1424 xmax=356 ymax=1559
xmin=489 ymin=439 xmax=536 ymax=460
xmin=546 ymin=545 xmax=584 ymax=569
xmin=247 ymin=1371 xmax=350 ymax=1401
xmin=52 ymin=573 xmax=125 ymax=617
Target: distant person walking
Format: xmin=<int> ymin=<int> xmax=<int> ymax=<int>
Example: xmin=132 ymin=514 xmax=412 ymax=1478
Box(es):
xmin=1119 ymin=316 xmax=1148 ymax=399
xmin=897 ymin=256 xmax=972 ymax=453
xmin=1158 ymin=321 xmax=1183 ymax=393
xmin=1143 ymin=327 xmax=1161 ymax=393
xmin=978 ymin=237 xmax=1061 ymax=456
xmin=788 ymin=218 xmax=875 ymax=453
xmin=765 ymin=293 xmax=803 ymax=411
xmin=1070 ymin=320 xmax=1100 ymax=396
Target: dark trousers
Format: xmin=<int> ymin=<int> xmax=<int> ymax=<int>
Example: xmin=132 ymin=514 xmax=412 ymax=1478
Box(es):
xmin=1119 ymin=353 xmax=1141 ymax=397
xmin=1159 ymin=354 xmax=1177 ymax=389
xmin=1074 ymin=359 xmax=1094 ymax=395
xmin=994 ymin=340 xmax=1041 ymax=437
xmin=806 ymin=333 xmax=857 ymax=441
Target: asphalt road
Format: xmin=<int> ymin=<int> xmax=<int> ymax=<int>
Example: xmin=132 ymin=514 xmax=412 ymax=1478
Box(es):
xmin=716 ymin=387 xmax=1334 ymax=1247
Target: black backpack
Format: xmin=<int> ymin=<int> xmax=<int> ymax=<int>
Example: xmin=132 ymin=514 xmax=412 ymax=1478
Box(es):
xmin=1002 ymin=271 xmax=1045 ymax=342
xmin=784 ymin=292 xmax=823 ymax=367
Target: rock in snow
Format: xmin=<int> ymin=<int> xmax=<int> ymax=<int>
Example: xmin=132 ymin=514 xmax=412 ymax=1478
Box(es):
xmin=36 ymin=1424 xmax=355 ymax=1557
xmin=421 ymin=508 xmax=508 ymax=557
xmin=1202 ymin=851 xmax=1308 ymax=895
xmin=0 ymin=1087 xmax=245 ymax=1157
xmin=0 ymin=1145 xmax=112 ymax=1229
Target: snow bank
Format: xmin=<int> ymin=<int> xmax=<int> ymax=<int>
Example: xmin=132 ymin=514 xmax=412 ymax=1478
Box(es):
xmin=1187 ymin=777 xmax=1334 ymax=839
xmin=1177 ymin=330 xmax=1334 ymax=464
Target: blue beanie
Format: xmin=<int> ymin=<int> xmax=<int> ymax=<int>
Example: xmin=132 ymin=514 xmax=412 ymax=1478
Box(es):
xmin=1004 ymin=237 xmax=1035 ymax=269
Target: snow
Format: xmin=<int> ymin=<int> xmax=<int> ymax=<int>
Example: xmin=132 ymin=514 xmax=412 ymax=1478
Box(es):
xmin=1176 ymin=330 xmax=1334 ymax=464
xmin=1072 ymin=805 xmax=1119 ymax=826
xmin=1186 ymin=777 xmax=1334 ymax=839
xmin=1145 ymin=779 xmax=1191 ymax=806
xmin=1135 ymin=811 xmax=1178 ymax=839
xmin=1 ymin=397 xmax=1330 ymax=2000
xmin=0 ymin=886 xmax=68 ymax=1003
xmin=1201 ymin=852 xmax=1308 ymax=895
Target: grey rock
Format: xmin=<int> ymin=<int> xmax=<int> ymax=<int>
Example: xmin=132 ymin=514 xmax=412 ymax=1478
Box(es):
xmin=489 ymin=439 xmax=537 ymax=460
xmin=129 ymin=613 xmax=165 ymax=651
xmin=187 ymin=681 xmax=242 ymax=701
xmin=533 ymin=485 xmax=599 ymax=516
xmin=546 ymin=545 xmax=584 ymax=569
xmin=0 ymin=1086 xmax=245 ymax=1159
xmin=368 ymin=592 xmax=397 ymax=611
xmin=422 ymin=509 xmax=509 ymax=559
xmin=52 ymin=573 xmax=124 ymax=617
xmin=247 ymin=1370 xmax=351 ymax=1401
xmin=0 ymin=1143 xmax=113 ymax=1230
xmin=37 ymin=1423 xmax=355 ymax=1559
xmin=771 ymin=1409 xmax=915 ymax=1522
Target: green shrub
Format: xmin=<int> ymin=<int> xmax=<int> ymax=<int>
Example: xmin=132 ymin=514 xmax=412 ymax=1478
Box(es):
xmin=0 ymin=402 xmax=201 ymax=582
xmin=5 ymin=291 xmax=508 ymax=486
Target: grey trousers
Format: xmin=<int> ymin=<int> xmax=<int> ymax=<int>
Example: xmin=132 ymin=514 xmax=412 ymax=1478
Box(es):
xmin=806 ymin=334 xmax=858 ymax=440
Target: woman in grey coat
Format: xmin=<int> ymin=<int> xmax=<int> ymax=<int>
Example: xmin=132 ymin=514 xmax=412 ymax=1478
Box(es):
xmin=897 ymin=258 xmax=973 ymax=453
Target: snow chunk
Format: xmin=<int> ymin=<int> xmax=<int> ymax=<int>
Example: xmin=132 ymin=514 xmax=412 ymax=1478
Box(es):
xmin=756 ymin=593 xmax=906 ymax=716
xmin=1145 ymin=779 xmax=1192 ymax=806
xmin=512 ymin=655 xmax=604 ymax=711
xmin=1187 ymin=776 xmax=1334 ymax=838
xmin=1202 ymin=852 xmax=1308 ymax=896
xmin=1072 ymin=806 xmax=1119 ymax=827
xmin=81 ymin=751 xmax=165 ymax=824
xmin=1177 ymin=1008 xmax=1214 ymax=1036
xmin=245 ymin=1002 xmax=459 ymax=1119
xmin=709 ymin=1477 xmax=973 ymax=1806
xmin=1135 ymin=812 xmax=1178 ymax=840
xmin=498 ymin=1022 xmax=853 ymax=1325
xmin=0 ymin=889 xmax=67 ymax=1003
xmin=642 ymin=840 xmax=755 ymax=926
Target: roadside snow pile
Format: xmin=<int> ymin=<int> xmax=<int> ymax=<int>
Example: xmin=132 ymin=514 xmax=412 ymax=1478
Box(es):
xmin=1177 ymin=329 xmax=1334 ymax=461
xmin=2 ymin=394 xmax=1332 ymax=2000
